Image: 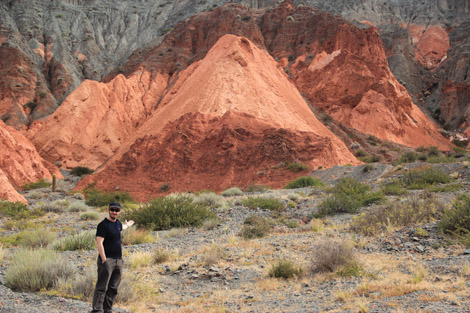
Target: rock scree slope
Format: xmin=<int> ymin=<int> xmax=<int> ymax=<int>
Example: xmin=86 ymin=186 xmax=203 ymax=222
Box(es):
xmin=76 ymin=34 xmax=360 ymax=200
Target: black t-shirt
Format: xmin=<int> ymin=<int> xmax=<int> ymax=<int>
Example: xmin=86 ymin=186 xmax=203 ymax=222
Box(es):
xmin=96 ymin=218 xmax=122 ymax=259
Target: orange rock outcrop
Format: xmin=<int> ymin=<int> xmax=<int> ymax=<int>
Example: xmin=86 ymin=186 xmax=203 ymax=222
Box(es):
xmin=0 ymin=121 xmax=61 ymax=203
xmin=76 ymin=35 xmax=359 ymax=199
xmin=408 ymin=24 xmax=450 ymax=70
xmin=27 ymin=70 xmax=168 ymax=169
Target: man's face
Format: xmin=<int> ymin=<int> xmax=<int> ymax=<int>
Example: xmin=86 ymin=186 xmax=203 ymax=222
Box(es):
xmin=108 ymin=207 xmax=121 ymax=220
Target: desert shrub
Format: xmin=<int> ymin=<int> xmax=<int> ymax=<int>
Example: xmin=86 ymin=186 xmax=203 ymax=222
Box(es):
xmin=401 ymin=167 xmax=450 ymax=189
xmin=193 ymin=192 xmax=224 ymax=208
xmin=240 ymin=215 xmax=272 ymax=239
xmin=52 ymin=231 xmax=95 ymax=251
xmin=0 ymin=200 xmax=28 ymax=218
xmin=67 ymin=201 xmax=90 ymax=212
xmin=242 ymin=196 xmax=284 ymax=211
xmin=121 ymin=228 xmax=153 ymax=246
xmin=201 ymin=243 xmax=226 ymax=266
xmin=80 ymin=210 xmax=100 ymax=220
xmin=153 ymin=248 xmax=171 ymax=264
xmin=122 ymin=195 xmax=215 ymax=231
xmin=129 ymin=251 xmax=153 ymax=269
xmin=380 ymin=179 xmax=407 ymax=196
xmin=22 ymin=179 xmax=50 ymax=190
xmin=244 ymin=184 xmax=269 ymax=193
xmin=398 ymin=151 xmax=418 ymax=163
xmin=221 ymin=187 xmax=243 ymax=197
xmin=427 ymin=183 xmax=463 ymax=193
xmin=0 ymin=245 xmax=4 ymax=265
xmin=352 ymin=193 xmax=443 ymax=236
xmin=28 ymin=190 xmax=45 ymax=199
xmin=318 ymin=178 xmax=385 ymax=215
xmin=6 ymin=248 xmax=76 ymax=291
xmin=268 ymin=259 xmax=303 ymax=279
xmin=19 ymin=230 xmax=57 ymax=248
xmin=70 ymin=166 xmax=94 ymax=176
xmin=439 ymin=195 xmax=470 ymax=235
xmin=83 ymin=185 xmax=135 ymax=207
xmin=54 ymin=267 xmax=95 ymax=301
xmin=426 ymin=155 xmax=456 ymax=163
xmin=201 ymin=217 xmax=220 ymax=230
xmin=287 ymin=193 xmax=301 ymax=202
xmin=427 ymin=146 xmax=440 ymax=157
xmin=39 ymin=199 xmax=70 ymax=213
xmin=310 ymin=239 xmax=356 ymax=274
xmin=287 ymin=162 xmax=309 ymax=172
xmin=284 ymin=176 xmax=324 ymax=189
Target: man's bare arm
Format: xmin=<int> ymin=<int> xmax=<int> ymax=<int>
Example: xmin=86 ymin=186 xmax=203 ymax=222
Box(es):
xmin=96 ymin=236 xmax=106 ymax=263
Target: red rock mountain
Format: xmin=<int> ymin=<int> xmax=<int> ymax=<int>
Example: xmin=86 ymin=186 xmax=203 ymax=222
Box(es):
xmin=0 ymin=121 xmax=61 ymax=203
xmin=76 ymin=35 xmax=359 ymax=200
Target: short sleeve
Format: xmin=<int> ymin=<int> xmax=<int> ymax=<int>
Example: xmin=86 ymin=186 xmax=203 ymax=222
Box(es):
xmin=96 ymin=221 xmax=107 ymax=238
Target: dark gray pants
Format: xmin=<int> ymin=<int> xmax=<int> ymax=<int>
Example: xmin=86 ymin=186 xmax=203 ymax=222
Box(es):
xmin=91 ymin=257 xmax=123 ymax=313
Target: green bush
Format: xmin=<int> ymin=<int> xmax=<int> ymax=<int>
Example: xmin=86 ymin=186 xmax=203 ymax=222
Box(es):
xmin=268 ymin=259 xmax=303 ymax=279
xmin=426 ymin=155 xmax=456 ymax=164
xmin=19 ymin=230 xmax=57 ymax=248
xmin=397 ymin=151 xmax=419 ymax=163
xmin=242 ymin=197 xmax=284 ymax=211
xmin=401 ymin=167 xmax=450 ymax=189
xmin=352 ymin=193 xmax=443 ymax=236
xmin=6 ymin=249 xmax=76 ymax=291
xmin=80 ymin=210 xmax=100 ymax=221
xmin=287 ymin=162 xmax=309 ymax=172
xmin=380 ymin=179 xmax=407 ymax=196
xmin=221 ymin=187 xmax=243 ymax=197
xmin=70 ymin=166 xmax=95 ymax=176
xmin=318 ymin=178 xmax=385 ymax=215
xmin=0 ymin=201 xmax=28 ymax=217
xmin=83 ymin=185 xmax=135 ymax=207
xmin=193 ymin=192 xmax=224 ymax=208
xmin=52 ymin=231 xmax=96 ymax=251
xmin=284 ymin=176 xmax=324 ymax=189
xmin=121 ymin=195 xmax=215 ymax=231
xmin=439 ymin=195 xmax=470 ymax=235
xmin=38 ymin=199 xmax=70 ymax=213
xmin=22 ymin=179 xmax=50 ymax=190
xmin=67 ymin=202 xmax=90 ymax=212
xmin=240 ymin=215 xmax=272 ymax=239
xmin=244 ymin=185 xmax=269 ymax=193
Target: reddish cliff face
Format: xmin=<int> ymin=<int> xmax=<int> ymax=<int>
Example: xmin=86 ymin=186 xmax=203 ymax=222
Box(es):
xmin=258 ymin=3 xmax=450 ymax=149
xmin=408 ymin=24 xmax=450 ymax=70
xmin=0 ymin=121 xmax=61 ymax=203
xmin=76 ymin=35 xmax=359 ymax=199
xmin=27 ymin=70 xmax=168 ymax=170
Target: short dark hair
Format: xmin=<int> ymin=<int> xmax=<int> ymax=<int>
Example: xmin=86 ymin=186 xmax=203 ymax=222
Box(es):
xmin=109 ymin=202 xmax=121 ymax=209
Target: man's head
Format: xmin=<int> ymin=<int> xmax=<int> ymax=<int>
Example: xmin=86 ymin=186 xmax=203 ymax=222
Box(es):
xmin=108 ymin=202 xmax=121 ymax=220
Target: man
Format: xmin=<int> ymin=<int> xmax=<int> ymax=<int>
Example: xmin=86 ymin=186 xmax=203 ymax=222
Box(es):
xmin=91 ymin=202 xmax=134 ymax=313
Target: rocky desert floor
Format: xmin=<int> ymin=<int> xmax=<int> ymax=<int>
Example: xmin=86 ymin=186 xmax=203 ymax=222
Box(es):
xmin=1 ymin=162 xmax=470 ymax=313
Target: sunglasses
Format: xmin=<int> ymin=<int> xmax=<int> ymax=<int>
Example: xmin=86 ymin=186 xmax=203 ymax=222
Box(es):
xmin=109 ymin=208 xmax=121 ymax=212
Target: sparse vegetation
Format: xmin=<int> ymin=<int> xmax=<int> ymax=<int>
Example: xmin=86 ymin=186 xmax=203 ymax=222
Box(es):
xmin=318 ymin=178 xmax=385 ymax=215
xmin=82 ymin=185 xmax=135 ymax=207
xmin=193 ymin=191 xmax=224 ymax=208
xmin=121 ymin=195 xmax=215 ymax=231
xmin=242 ymin=196 xmax=284 ymax=211
xmin=268 ymin=259 xmax=303 ymax=279
xmin=284 ymin=176 xmax=324 ymax=189
xmin=287 ymin=161 xmax=309 ymax=172
xmin=221 ymin=187 xmax=243 ymax=197
xmin=19 ymin=230 xmax=57 ymax=248
xmin=121 ymin=228 xmax=153 ymax=246
xmin=53 ymin=268 xmax=95 ymax=301
xmin=352 ymin=193 xmax=443 ymax=236
xmin=22 ymin=179 xmax=50 ymax=190
xmin=240 ymin=215 xmax=272 ymax=239
xmin=244 ymin=184 xmax=269 ymax=192
xmin=52 ymin=231 xmax=96 ymax=251
xmin=129 ymin=251 xmax=153 ymax=269
xmin=310 ymin=239 xmax=357 ymax=274
xmin=153 ymin=248 xmax=171 ymax=264
xmin=401 ymin=167 xmax=450 ymax=189
xmin=6 ymin=249 xmax=76 ymax=291
xmin=79 ymin=210 xmax=100 ymax=220
xmin=439 ymin=195 xmax=470 ymax=246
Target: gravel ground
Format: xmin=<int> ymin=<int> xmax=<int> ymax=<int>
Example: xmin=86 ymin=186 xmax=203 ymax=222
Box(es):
xmin=1 ymin=165 xmax=470 ymax=312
